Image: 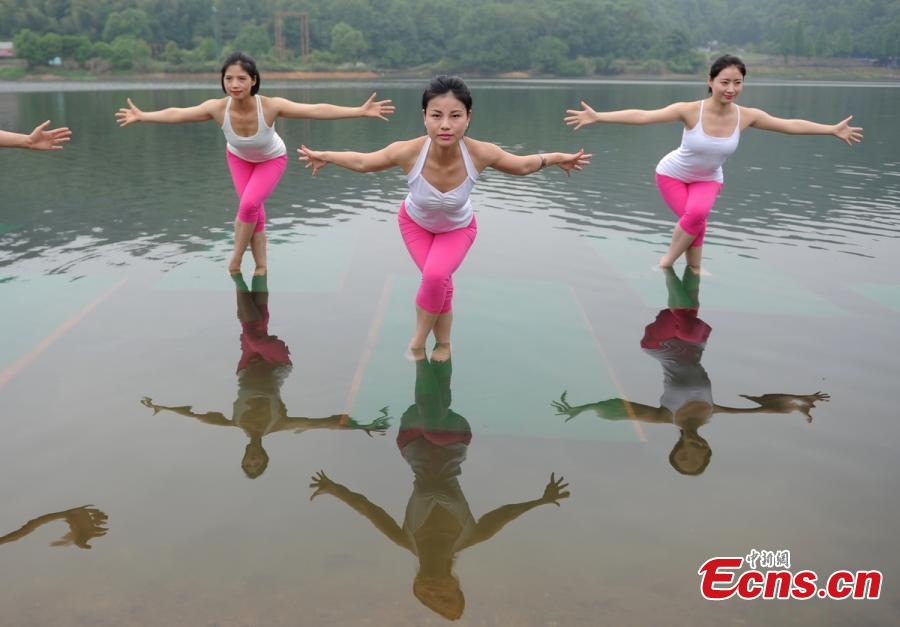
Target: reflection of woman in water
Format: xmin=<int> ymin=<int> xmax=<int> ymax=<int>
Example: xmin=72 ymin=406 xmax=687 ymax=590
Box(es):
xmin=141 ymin=275 xmax=389 ymax=478
xmin=0 ymin=505 xmax=108 ymax=549
xmin=553 ymin=267 xmax=828 ymax=476
xmin=310 ymin=357 xmax=569 ymax=620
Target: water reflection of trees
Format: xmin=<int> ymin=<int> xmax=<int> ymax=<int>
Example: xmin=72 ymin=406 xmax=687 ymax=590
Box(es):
xmin=310 ymin=356 xmax=569 ymax=621
xmin=141 ymin=275 xmax=389 ymax=478
xmin=553 ymin=267 xmax=829 ymax=476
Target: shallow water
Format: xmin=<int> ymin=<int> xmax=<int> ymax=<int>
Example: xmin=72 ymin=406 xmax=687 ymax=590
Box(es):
xmin=1 ymin=80 xmax=898 ymax=625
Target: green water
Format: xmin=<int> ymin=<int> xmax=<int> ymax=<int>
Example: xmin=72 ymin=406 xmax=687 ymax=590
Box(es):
xmin=0 ymin=79 xmax=897 ymax=625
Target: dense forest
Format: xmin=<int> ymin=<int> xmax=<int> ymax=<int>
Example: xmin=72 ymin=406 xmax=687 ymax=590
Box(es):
xmin=2 ymin=0 xmax=899 ymax=74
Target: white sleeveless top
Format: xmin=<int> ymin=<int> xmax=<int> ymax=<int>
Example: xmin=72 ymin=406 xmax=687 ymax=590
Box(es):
xmin=222 ymin=95 xmax=286 ymax=163
xmin=656 ymin=101 xmax=740 ymax=184
xmin=404 ymin=137 xmax=479 ymax=233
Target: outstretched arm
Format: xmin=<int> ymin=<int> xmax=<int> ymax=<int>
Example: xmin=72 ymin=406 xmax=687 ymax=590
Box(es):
xmin=140 ymin=397 xmax=231 ymax=427
xmin=468 ymin=138 xmax=591 ymax=177
xmin=279 ymin=407 xmax=390 ymax=437
xmin=0 ymin=121 xmax=71 ymax=150
xmin=297 ymin=138 xmax=419 ymax=176
xmin=0 ymin=506 xmax=108 ymax=549
xmin=116 ymin=97 xmax=218 ymax=126
xmin=309 ymin=471 xmax=413 ymax=552
xmin=0 ymin=511 xmax=60 ymax=544
xmin=745 ymin=109 xmax=863 ymax=145
xmin=565 ymin=101 xmax=690 ymax=130
xmin=552 ymin=391 xmax=668 ymax=423
xmin=270 ymin=92 xmax=394 ymax=121
xmin=460 ymin=473 xmax=570 ymax=550
xmin=714 ymin=392 xmax=830 ymax=423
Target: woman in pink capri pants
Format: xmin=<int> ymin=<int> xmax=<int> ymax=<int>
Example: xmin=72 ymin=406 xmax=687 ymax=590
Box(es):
xmin=566 ymin=54 xmax=863 ymax=271
xmin=116 ymin=51 xmax=394 ymax=277
xmin=299 ymin=75 xmax=591 ymax=361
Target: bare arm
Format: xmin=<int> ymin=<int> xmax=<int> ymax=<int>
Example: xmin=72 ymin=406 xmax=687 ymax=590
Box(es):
xmin=0 ymin=512 xmax=61 ymax=544
xmin=460 ymin=473 xmax=569 ymax=550
xmin=745 ymin=108 xmax=863 ymax=145
xmin=552 ymin=392 xmax=668 ymax=423
xmin=116 ymin=98 xmax=219 ymax=126
xmin=309 ymin=471 xmax=413 ymax=552
xmin=0 ymin=506 xmax=108 ymax=549
xmin=467 ymin=138 xmax=591 ymax=177
xmin=713 ymin=392 xmax=830 ymax=423
xmin=565 ymin=101 xmax=690 ymax=129
xmin=140 ymin=397 xmax=231 ymax=427
xmin=297 ymin=139 xmax=419 ymax=176
xmin=0 ymin=121 xmax=71 ymax=150
xmin=280 ymin=407 xmax=390 ymax=436
xmin=270 ymin=92 xmax=394 ymax=121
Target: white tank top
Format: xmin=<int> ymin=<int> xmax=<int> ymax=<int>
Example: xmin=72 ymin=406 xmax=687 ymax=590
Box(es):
xmin=222 ymin=95 xmax=287 ymax=163
xmin=404 ymin=137 xmax=479 ymax=233
xmin=655 ymin=101 xmax=740 ymax=184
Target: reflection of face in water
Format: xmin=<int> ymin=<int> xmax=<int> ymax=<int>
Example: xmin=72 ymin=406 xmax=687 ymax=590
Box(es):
xmin=553 ymin=267 xmax=829 ymax=476
xmin=400 ymin=358 xmax=470 ymax=620
xmin=310 ymin=357 xmax=570 ymax=621
xmin=140 ymin=275 xmax=389 ymax=479
xmin=640 ymin=268 xmax=713 ymax=475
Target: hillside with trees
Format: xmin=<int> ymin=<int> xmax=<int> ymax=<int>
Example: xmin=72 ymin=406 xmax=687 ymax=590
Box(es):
xmin=1 ymin=0 xmax=898 ymax=75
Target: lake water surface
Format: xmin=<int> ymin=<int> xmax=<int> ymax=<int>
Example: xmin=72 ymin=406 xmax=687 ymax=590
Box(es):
xmin=1 ymin=79 xmax=898 ymax=625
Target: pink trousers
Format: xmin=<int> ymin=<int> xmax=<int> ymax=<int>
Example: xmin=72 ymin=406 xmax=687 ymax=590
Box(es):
xmin=655 ymin=173 xmax=723 ymax=247
xmin=226 ymin=151 xmax=288 ymax=233
xmin=398 ymin=202 xmax=478 ymax=314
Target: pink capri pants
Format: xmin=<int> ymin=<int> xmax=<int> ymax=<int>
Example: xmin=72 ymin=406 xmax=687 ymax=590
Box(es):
xmin=226 ymin=151 xmax=288 ymax=233
xmin=398 ymin=202 xmax=478 ymax=314
xmin=655 ymin=173 xmax=723 ymax=247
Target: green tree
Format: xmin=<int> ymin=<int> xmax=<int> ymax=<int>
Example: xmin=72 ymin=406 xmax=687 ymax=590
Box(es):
xmin=330 ymin=22 xmax=367 ymax=61
xmin=12 ymin=29 xmax=43 ymax=67
xmin=229 ymin=23 xmax=271 ymax=59
xmin=453 ymin=3 xmax=539 ymax=72
xmin=532 ymin=36 xmax=568 ymax=74
xmin=59 ymin=34 xmax=94 ymax=63
xmin=103 ymin=9 xmax=153 ymax=42
xmin=109 ymin=35 xmax=151 ymax=69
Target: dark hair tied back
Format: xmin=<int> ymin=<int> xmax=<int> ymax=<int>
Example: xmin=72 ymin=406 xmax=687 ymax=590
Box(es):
xmin=707 ymin=54 xmax=746 ymax=94
xmin=422 ymin=75 xmax=472 ymax=112
xmin=221 ymin=51 xmax=261 ymax=96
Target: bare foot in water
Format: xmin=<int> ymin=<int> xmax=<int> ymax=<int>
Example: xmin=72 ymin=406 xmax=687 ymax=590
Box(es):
xmin=404 ymin=345 xmax=426 ymax=361
xmin=432 ymin=342 xmax=451 ymax=362
xmin=658 ymin=255 xmax=675 ymax=268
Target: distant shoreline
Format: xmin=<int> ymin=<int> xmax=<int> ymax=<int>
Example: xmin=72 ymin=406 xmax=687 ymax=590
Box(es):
xmin=1 ymin=63 xmax=898 ymax=84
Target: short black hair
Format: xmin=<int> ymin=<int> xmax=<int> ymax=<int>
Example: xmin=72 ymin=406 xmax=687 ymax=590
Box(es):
xmin=422 ymin=75 xmax=472 ymax=112
xmin=221 ymin=51 xmax=261 ymax=96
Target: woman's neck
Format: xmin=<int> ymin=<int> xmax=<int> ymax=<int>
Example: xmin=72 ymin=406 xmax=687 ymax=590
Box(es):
xmin=232 ymin=95 xmax=256 ymax=112
xmin=704 ymin=97 xmax=734 ymax=116
xmin=429 ymin=138 xmax=463 ymax=165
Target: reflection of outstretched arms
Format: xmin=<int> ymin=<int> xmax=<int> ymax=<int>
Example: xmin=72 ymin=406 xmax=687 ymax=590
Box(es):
xmin=459 ymin=473 xmax=570 ymax=551
xmin=309 ymin=471 xmax=413 ymax=552
xmin=141 ymin=397 xmax=230 ymax=427
xmin=0 ymin=506 xmax=108 ymax=549
xmin=283 ymin=407 xmax=391 ymax=436
xmin=552 ymin=392 xmax=668 ymax=423
xmin=714 ymin=392 xmax=830 ymax=423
